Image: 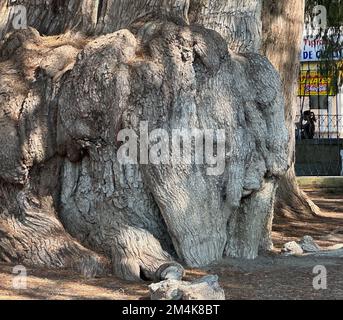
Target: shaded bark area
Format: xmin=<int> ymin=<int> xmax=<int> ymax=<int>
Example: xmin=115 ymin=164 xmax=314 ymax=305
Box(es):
xmin=1 ymin=0 xmax=262 ymax=51
xmin=0 ymin=0 xmax=191 ymax=38
xmin=261 ymin=0 xmax=321 ymax=218
xmin=0 ymin=30 xmax=110 ymax=277
xmin=0 ymin=180 xmax=110 ymax=277
xmin=0 ymin=1 xmax=289 ymax=280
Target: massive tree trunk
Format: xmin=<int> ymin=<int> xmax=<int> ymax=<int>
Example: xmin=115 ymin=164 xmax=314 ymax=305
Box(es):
xmin=0 ymin=0 xmax=289 ymax=281
xmin=261 ymin=0 xmax=321 ymax=218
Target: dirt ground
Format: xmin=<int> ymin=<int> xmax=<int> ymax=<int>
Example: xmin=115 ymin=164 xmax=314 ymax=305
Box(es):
xmin=0 ymin=189 xmax=342 ymax=300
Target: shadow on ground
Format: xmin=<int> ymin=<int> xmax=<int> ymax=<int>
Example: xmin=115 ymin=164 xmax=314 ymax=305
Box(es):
xmin=0 ymin=189 xmax=342 ymax=300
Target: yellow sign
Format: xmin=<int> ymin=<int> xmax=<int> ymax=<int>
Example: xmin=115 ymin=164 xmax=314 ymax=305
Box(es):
xmin=338 ymin=61 xmax=343 ymax=84
xmin=298 ymin=69 xmax=336 ymax=96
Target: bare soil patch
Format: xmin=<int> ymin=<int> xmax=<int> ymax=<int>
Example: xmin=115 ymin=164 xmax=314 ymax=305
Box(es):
xmin=0 ymin=189 xmax=342 ymax=300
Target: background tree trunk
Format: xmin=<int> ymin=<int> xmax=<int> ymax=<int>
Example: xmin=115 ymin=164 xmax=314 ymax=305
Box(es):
xmin=189 ymin=0 xmax=262 ymax=52
xmin=261 ymin=0 xmax=321 ymax=218
xmin=0 ymin=0 xmax=290 ymax=281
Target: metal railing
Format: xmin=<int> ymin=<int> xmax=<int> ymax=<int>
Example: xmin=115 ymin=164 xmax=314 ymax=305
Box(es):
xmin=296 ymin=114 xmax=343 ymax=139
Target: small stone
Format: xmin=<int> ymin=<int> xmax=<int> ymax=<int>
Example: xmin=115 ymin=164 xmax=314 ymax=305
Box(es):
xmin=182 ymin=276 xmax=225 ymax=300
xmin=149 ymin=279 xmax=186 ymax=300
xmin=282 ymin=241 xmax=304 ymax=255
xmin=149 ymin=275 xmax=225 ymax=300
xmin=298 ymin=236 xmax=321 ymax=253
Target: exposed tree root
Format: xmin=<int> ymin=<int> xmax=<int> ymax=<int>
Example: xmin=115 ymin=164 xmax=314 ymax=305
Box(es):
xmin=275 ymin=167 xmax=321 ymax=219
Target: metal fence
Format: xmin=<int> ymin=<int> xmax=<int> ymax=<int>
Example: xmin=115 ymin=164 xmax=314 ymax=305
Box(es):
xmin=296 ymin=114 xmax=343 ymax=140
xmin=295 ymin=114 xmax=343 ymax=176
xmin=295 ymin=151 xmax=343 ymax=176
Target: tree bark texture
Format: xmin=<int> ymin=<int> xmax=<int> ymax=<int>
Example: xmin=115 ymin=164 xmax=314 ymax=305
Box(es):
xmin=261 ymin=0 xmax=320 ymax=218
xmin=0 ymin=0 xmax=289 ymax=280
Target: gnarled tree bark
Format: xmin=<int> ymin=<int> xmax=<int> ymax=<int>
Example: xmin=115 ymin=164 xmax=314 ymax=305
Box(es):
xmin=0 ymin=0 xmax=290 ymax=281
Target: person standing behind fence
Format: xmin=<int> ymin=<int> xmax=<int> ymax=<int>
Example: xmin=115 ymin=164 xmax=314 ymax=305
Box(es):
xmin=301 ymin=110 xmax=317 ymax=139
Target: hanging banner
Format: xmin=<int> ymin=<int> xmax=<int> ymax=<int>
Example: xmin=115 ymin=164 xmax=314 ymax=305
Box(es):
xmin=300 ymin=37 xmax=343 ymax=62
